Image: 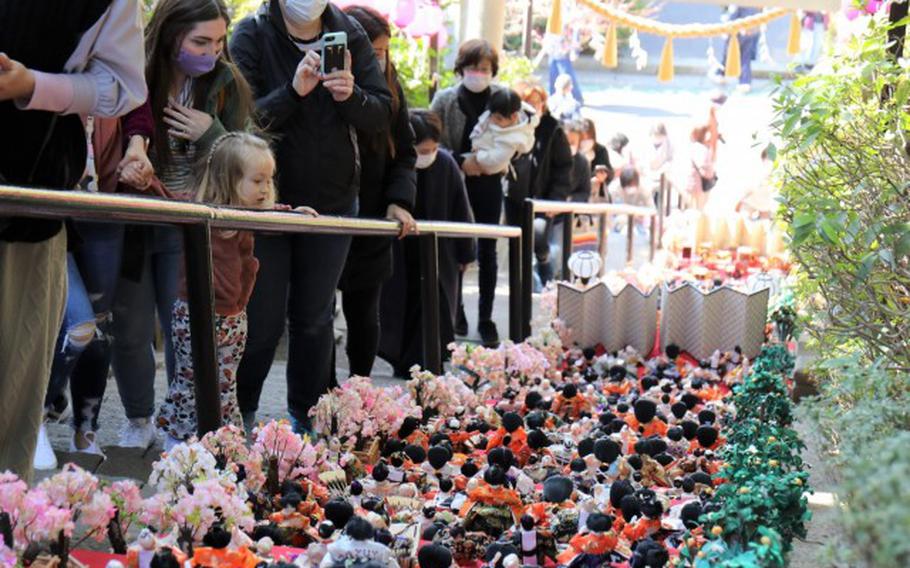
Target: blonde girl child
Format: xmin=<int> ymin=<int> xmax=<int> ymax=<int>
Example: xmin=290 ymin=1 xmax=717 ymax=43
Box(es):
xmin=157 ymin=133 xmax=316 ymax=448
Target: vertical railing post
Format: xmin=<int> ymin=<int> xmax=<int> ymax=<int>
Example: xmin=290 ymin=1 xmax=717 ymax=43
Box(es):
xmin=657 ymin=173 xmax=666 ymax=250
xmin=561 ymin=213 xmax=573 ymax=278
xmin=649 ymin=215 xmax=657 ymax=261
xmin=521 ymin=200 xmax=534 ymax=339
xmin=626 ymin=214 xmax=635 ymax=264
xmin=419 ymin=233 xmax=442 ymax=374
xmin=598 ymin=213 xmax=608 ymax=276
xmin=183 ymin=222 xmax=222 ymax=437
xmin=508 ymin=234 xmax=523 ymax=342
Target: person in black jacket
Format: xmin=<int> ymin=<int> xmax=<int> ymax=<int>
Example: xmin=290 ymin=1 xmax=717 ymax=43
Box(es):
xmin=506 ymin=85 xmax=572 ymax=286
xmin=581 ymin=118 xmax=612 ymax=205
xmin=379 ymin=110 xmax=476 ymax=377
xmin=230 ymin=0 xmax=392 ymax=433
xmin=565 ymin=120 xmax=593 ymax=203
xmin=337 ymin=5 xmax=417 ymax=378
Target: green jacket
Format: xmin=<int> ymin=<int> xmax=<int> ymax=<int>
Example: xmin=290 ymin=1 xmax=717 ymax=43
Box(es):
xmin=194 ymin=60 xmax=249 ymax=154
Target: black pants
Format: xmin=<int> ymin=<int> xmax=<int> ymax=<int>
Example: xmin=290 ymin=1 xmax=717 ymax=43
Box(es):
xmin=340 ymin=283 xmax=382 ymax=378
xmin=465 ymin=174 xmax=503 ymax=323
xmin=237 ymin=231 xmax=352 ymax=426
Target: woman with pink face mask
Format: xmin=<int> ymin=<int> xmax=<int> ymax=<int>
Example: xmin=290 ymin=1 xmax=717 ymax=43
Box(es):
xmin=430 ymin=39 xmax=503 ymax=347
xmin=110 ymin=0 xmax=253 ymax=450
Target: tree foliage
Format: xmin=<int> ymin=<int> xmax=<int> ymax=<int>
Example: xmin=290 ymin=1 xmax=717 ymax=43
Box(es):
xmin=772 ymin=14 xmax=910 ymax=371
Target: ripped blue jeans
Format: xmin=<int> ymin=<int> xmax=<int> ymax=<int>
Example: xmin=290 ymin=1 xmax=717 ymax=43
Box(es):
xmin=44 ymin=223 xmax=123 ymax=432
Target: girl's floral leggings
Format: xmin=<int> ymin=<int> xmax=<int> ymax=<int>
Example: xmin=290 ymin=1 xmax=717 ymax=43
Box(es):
xmin=157 ymin=300 xmax=245 ymax=441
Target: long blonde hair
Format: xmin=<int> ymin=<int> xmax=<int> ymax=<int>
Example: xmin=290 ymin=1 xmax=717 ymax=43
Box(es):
xmin=194 ymin=132 xmax=274 ymax=207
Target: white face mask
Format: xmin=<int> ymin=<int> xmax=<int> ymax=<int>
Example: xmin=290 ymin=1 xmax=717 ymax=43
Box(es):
xmin=462 ymin=71 xmax=492 ymax=93
xmin=282 ymin=0 xmax=327 ymax=26
xmin=415 ymin=150 xmax=438 ymax=170
xmin=378 ymin=56 xmax=387 ymax=74
xmin=580 ymin=139 xmax=595 ymax=154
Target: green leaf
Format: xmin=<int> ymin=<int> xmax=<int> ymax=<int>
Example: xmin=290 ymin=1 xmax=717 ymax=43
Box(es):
xmin=818 ymin=219 xmax=840 ymax=244
xmin=793 ymin=213 xmax=815 ymax=228
xmin=856 ymin=252 xmax=877 ymax=283
xmin=895 ymin=230 xmax=910 ymax=259
xmin=894 ymin=79 xmax=910 ymax=108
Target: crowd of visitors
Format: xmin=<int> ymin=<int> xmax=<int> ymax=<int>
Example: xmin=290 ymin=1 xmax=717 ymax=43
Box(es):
xmin=0 ymin=0 xmax=769 ymax=482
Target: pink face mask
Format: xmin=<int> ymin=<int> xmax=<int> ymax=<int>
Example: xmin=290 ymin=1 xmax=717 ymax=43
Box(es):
xmin=462 ymin=71 xmax=492 ymax=93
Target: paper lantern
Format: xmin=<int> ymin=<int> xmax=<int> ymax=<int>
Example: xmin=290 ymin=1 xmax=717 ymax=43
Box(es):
xmin=332 ymin=0 xmax=394 ymax=16
xmin=394 ymin=0 xmax=417 ymax=28
xmin=568 ymin=250 xmax=602 ymax=284
xmin=404 ymin=2 xmax=445 ymax=38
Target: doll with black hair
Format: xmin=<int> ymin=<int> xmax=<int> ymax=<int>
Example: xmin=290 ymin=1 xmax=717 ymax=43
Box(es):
xmin=621 ymin=489 xmax=665 ymax=542
xmin=318 ymin=517 xmax=399 ymax=568
xmin=551 ymin=383 xmax=593 ymax=422
xmin=556 ymin=513 xmax=624 ymax=568
xmin=268 ymin=492 xmax=319 ymax=548
xmin=625 ymin=399 xmax=669 ymax=438
xmin=507 ymin=514 xmax=557 ymax=566
xmin=460 ymin=465 xmax=524 ymax=538
xmin=485 ymin=412 xmax=531 ymax=467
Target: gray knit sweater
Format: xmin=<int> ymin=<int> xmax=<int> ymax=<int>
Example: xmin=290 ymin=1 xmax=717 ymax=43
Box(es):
xmin=429 ymin=83 xmax=503 ymax=154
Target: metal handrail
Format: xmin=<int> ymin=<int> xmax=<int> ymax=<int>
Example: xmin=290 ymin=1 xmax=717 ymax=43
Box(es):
xmin=0 ymin=186 xmax=521 ymax=239
xmin=0 ymin=184 xmax=523 ymax=436
xmin=527 ymin=199 xmax=656 ymax=217
xmin=519 ymin=198 xmax=658 ymax=338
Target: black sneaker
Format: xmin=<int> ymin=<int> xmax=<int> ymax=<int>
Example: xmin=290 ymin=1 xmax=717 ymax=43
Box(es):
xmin=478 ymin=320 xmax=500 ymax=347
xmin=455 ymin=306 xmax=468 ymax=336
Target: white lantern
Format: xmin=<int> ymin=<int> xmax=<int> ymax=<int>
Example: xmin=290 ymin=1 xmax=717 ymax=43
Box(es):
xmin=568 ymin=250 xmax=602 ymax=285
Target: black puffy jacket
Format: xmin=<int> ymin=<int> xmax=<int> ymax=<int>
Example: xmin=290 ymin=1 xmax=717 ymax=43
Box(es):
xmin=230 ymin=1 xmax=392 ymax=214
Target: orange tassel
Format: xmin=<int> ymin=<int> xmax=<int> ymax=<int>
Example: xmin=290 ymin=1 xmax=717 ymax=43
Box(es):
xmin=657 ymin=38 xmax=674 ymax=83
xmin=725 ymin=33 xmax=741 ymax=78
xmin=787 ymin=11 xmax=801 ymax=56
xmin=602 ymin=23 xmax=618 ymax=68
xmin=548 ymin=0 xmax=563 ymax=35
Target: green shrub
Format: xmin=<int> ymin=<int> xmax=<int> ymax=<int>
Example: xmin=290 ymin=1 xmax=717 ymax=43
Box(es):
xmin=772 ymin=15 xmax=910 ymax=372
xmin=834 ymin=430 xmax=910 ymax=567
xmin=801 ymin=355 xmax=910 ymax=567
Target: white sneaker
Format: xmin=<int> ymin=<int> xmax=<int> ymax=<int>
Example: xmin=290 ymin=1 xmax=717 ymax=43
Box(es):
xmin=33 ymin=423 xmax=58 ymax=470
xmin=118 ymin=417 xmax=157 ymax=449
xmin=70 ymin=430 xmax=105 ymax=458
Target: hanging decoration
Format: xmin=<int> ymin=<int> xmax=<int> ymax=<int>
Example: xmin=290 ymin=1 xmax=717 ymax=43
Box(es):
xmin=332 ymin=0 xmax=446 ymax=41
xmin=724 ymin=33 xmax=742 ymax=79
xmin=601 ymin=22 xmax=618 ymax=68
xmin=786 ymin=11 xmax=802 ymax=55
xmin=657 ymin=38 xmax=674 ymax=83
xmin=548 ymin=0 xmax=564 ymax=35
xmin=554 ymin=0 xmax=797 ymax=82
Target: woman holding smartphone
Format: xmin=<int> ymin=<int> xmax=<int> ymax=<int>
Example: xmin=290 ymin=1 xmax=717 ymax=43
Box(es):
xmin=230 ymin=0 xmax=392 ymax=433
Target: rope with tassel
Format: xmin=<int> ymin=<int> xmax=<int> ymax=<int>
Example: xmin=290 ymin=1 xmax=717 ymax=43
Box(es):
xmin=549 ymin=0 xmax=803 ymax=82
